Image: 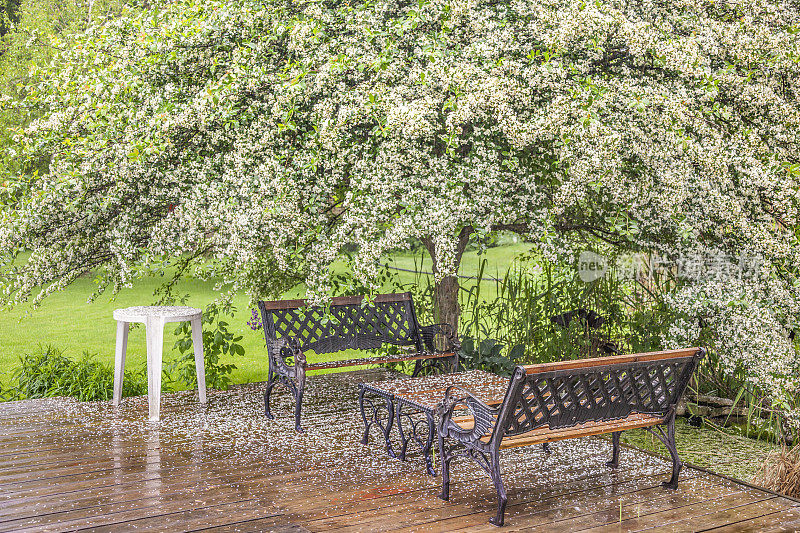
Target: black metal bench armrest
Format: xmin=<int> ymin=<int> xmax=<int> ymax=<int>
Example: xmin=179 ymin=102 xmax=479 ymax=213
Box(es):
xmin=420 ymin=323 xmax=461 ymax=353
xmin=439 ymin=385 xmax=499 ymax=444
xmin=268 ymin=336 xmax=307 ymax=369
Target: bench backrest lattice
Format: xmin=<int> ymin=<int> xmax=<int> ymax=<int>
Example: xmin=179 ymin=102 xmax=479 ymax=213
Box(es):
xmin=498 ymin=349 xmax=701 ymax=439
xmin=259 ymin=293 xmax=424 ymax=358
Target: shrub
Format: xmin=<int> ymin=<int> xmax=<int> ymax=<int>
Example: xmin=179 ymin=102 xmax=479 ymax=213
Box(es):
xmin=172 ymin=303 xmax=243 ymax=391
xmin=4 ymin=345 xmax=147 ymax=402
xmin=458 ymin=337 xmax=524 ymax=377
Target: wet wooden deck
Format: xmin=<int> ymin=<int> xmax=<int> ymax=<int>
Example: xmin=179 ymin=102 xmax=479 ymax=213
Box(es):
xmin=1 ymin=369 xmax=799 ymax=532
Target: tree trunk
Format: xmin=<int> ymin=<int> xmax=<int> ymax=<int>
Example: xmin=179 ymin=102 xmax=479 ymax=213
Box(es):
xmin=422 ymin=227 xmax=472 ymax=329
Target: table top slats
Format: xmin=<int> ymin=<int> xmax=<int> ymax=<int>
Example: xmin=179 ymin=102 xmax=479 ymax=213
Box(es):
xmin=362 ymin=370 xmax=510 ymax=412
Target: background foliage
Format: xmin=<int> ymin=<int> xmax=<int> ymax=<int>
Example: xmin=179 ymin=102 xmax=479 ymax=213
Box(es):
xmin=3 ymin=344 xmax=147 ymax=401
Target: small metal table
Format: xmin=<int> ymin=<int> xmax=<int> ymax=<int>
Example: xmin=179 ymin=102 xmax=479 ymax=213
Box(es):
xmin=359 ymin=370 xmax=509 ymax=476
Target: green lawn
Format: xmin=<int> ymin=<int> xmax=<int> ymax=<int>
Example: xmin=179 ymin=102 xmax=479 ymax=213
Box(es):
xmin=0 ymin=242 xmax=532 ymax=389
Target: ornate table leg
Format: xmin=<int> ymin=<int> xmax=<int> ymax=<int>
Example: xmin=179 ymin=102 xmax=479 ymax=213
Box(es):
xmin=358 ymin=387 xmax=396 ymax=458
xmin=359 ymin=385 xmax=371 ymax=445
xmin=395 ymin=400 xmax=436 ymax=476
xmin=421 ymin=410 xmax=436 ymax=476
xmin=382 ymin=397 xmax=396 ymax=458
xmin=396 ymin=401 xmax=410 ymax=462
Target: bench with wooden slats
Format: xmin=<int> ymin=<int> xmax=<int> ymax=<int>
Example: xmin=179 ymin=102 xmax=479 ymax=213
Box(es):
xmin=437 ymin=347 xmax=705 ymax=526
xmin=257 ymin=292 xmax=459 ymax=432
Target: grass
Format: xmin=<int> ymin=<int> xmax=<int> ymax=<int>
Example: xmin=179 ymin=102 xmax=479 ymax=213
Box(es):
xmin=0 ymin=242 xmax=532 ymax=388
xmin=617 ymin=418 xmax=778 ymax=483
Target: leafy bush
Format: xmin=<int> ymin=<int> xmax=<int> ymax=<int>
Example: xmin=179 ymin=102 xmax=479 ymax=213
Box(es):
xmin=4 ymin=345 xmax=147 ymax=401
xmin=172 ymin=303 xmax=243 ymax=391
xmin=458 ymin=337 xmax=524 ymax=377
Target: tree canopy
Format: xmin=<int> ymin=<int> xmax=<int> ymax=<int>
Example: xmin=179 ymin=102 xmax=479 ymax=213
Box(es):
xmin=1 ymin=1 xmax=22 ymax=38
xmin=1 ymin=0 xmax=799 ymax=416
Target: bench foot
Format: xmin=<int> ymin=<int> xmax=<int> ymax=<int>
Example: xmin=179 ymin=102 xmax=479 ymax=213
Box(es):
xmin=489 ymin=497 xmax=507 ymax=527
xmin=662 ymin=456 xmax=682 ymax=489
xmin=488 ymin=456 xmax=507 ymax=527
xmin=662 ymin=477 xmax=680 ymax=490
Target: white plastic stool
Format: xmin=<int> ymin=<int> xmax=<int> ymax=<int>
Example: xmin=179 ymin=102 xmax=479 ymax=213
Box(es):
xmin=112 ymin=306 xmax=207 ymax=421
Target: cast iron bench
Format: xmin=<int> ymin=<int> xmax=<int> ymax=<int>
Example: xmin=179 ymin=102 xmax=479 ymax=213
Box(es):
xmin=257 ymin=292 xmax=459 ymax=432
xmin=437 ymin=347 xmax=705 ymax=526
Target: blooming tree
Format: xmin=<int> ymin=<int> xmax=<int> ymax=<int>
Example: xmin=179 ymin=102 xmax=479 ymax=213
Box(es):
xmin=1 ymin=0 xmax=799 ymax=414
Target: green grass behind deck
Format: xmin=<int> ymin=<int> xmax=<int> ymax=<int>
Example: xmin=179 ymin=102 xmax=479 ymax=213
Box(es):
xmin=0 ymin=244 xmax=533 ymax=388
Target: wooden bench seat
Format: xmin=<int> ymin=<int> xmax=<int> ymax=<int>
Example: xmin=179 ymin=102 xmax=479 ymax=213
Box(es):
xmin=437 ymin=347 xmax=705 ymax=526
xmin=306 ymin=351 xmax=456 ymax=371
xmin=452 ymin=412 xmax=664 ymax=448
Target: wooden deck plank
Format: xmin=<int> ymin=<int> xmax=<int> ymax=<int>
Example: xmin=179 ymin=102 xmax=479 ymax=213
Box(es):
xmin=60 ymin=500 xmax=281 ymax=533
xmin=579 ymin=490 xmax=785 ymax=532
xmin=702 ymin=505 xmax=800 ymax=532
xmin=0 ymin=370 xmax=796 ymax=532
xmin=0 ymin=459 xmax=324 ymax=517
xmin=631 ymin=496 xmax=798 ymax=532
xmin=448 ymin=473 xmax=718 ymax=533
xmin=192 ymin=517 xmax=311 ymax=533
xmin=297 ymin=438 xmax=690 ymax=530
xmin=0 ymin=463 xmax=294 ymax=526
xmin=517 ymin=478 xmax=743 ymax=532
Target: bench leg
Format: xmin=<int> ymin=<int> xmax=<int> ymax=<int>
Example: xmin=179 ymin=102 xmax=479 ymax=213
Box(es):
xmin=645 ymin=414 xmax=681 ymax=489
xmin=488 ymin=453 xmax=508 ymax=527
xmin=359 ymin=386 xmax=371 ymax=445
xmin=661 ymin=415 xmax=681 ymax=489
xmin=448 ymin=352 xmax=459 ymax=373
xmin=606 ymin=431 xmax=621 ymax=468
xmin=263 ymin=372 xmax=277 ymax=420
xmin=438 ymin=433 xmax=451 ymax=501
xmin=293 ymin=370 xmax=306 ymax=433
